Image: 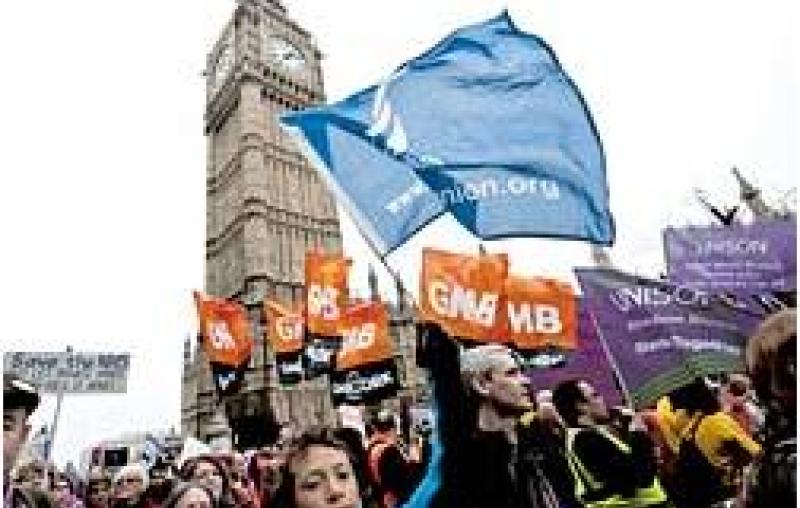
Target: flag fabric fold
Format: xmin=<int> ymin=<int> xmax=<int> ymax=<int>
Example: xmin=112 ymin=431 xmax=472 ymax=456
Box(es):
xmin=282 ymin=11 xmax=614 ymax=256
xmin=575 ymin=268 xmax=761 ymax=407
xmin=526 ymin=299 xmax=622 ymax=406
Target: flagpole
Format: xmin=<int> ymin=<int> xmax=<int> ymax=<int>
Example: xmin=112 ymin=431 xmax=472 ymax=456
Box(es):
xmin=589 ymin=313 xmax=635 ymax=409
xmin=48 ymin=345 xmax=71 ymax=463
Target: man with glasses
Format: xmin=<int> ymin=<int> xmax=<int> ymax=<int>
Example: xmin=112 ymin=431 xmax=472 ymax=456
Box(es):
xmin=4 ymin=374 xmax=54 ymax=508
xmin=111 ymin=465 xmax=149 ymax=508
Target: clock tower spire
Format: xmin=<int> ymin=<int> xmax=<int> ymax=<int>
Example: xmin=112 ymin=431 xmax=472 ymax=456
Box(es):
xmin=187 ymin=1 xmax=341 ymax=443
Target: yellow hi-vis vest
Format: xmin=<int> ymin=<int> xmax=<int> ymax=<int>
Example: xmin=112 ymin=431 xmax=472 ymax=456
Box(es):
xmin=565 ymin=426 xmax=669 ymax=508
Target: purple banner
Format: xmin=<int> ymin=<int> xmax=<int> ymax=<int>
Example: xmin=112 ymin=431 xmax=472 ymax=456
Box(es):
xmin=526 ymin=299 xmax=622 ymax=407
xmin=664 ymin=220 xmax=796 ymax=294
xmin=575 ymin=268 xmax=763 ymax=408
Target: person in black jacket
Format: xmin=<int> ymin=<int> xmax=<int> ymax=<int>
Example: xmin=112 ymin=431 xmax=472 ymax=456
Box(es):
xmin=552 ymin=379 xmax=670 ymax=508
xmin=4 ymin=374 xmax=54 ymax=508
xmin=365 ymin=410 xmax=419 ymax=508
xmin=744 ymin=308 xmax=796 ymax=508
xmin=417 ymin=323 xmax=562 ymax=508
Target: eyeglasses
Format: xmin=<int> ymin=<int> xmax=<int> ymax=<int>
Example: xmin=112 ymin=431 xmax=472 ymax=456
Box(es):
xmin=192 ymin=470 xmax=222 ymax=480
xmin=116 ymin=477 xmax=142 ymax=486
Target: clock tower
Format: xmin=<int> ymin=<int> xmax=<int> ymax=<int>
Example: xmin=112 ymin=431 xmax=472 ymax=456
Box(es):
xmin=188 ymin=0 xmax=341 ymax=442
xmin=205 ymin=0 xmax=340 ymax=303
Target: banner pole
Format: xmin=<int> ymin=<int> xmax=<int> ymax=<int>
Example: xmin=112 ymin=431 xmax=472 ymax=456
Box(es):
xmin=588 ymin=313 xmax=635 ymax=409
xmin=47 ymin=345 xmax=72 ymax=462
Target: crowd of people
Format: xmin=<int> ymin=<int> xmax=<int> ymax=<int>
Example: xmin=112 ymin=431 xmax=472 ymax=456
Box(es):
xmin=4 ymin=383 xmax=425 ymax=508
xmin=4 ymin=308 xmax=795 ymax=508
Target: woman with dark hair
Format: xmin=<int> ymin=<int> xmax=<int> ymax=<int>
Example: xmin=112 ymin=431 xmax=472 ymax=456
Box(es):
xmin=271 ymin=428 xmax=361 ymax=508
xmin=331 ymin=427 xmax=375 ymax=507
xmin=84 ymin=471 xmax=112 ymax=508
xmin=744 ymin=308 xmax=796 ymax=508
xmin=161 ymin=483 xmax=215 ymax=508
xmin=179 ymin=456 xmax=233 ymax=508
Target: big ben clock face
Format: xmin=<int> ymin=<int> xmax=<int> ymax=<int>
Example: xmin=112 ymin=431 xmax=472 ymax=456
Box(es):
xmin=266 ymin=36 xmax=307 ymax=73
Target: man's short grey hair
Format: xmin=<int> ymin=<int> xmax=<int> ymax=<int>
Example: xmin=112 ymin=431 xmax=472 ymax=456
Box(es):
xmin=113 ymin=463 xmax=148 ymax=489
xmin=460 ymin=343 xmax=517 ymax=387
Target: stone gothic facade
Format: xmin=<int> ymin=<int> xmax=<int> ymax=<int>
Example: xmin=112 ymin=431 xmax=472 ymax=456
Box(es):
xmin=181 ymin=0 xmax=427 ymax=446
xmin=182 ymin=0 xmax=340 ymax=444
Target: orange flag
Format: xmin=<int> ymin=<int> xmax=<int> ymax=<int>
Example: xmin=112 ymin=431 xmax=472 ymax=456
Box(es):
xmin=305 ymin=251 xmax=351 ymax=336
xmin=335 ymin=301 xmax=394 ymax=371
xmin=502 ymin=275 xmax=577 ymax=350
xmin=419 ymin=248 xmax=508 ymax=342
xmin=193 ymin=291 xmax=253 ymax=367
xmin=264 ymin=300 xmax=304 ymax=354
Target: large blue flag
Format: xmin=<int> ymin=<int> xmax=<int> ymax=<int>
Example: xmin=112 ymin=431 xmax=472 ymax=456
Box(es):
xmin=282 ymin=11 xmax=614 ymax=256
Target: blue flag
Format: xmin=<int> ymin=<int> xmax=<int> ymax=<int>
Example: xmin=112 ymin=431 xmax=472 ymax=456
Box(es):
xmin=282 ymin=11 xmax=614 ymax=255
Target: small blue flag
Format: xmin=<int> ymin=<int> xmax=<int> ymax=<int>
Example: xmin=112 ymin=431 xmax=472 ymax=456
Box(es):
xmin=282 ymin=11 xmax=614 ymax=256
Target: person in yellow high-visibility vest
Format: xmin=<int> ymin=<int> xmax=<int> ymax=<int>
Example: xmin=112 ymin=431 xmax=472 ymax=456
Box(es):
xmin=552 ymin=379 xmax=672 ymax=508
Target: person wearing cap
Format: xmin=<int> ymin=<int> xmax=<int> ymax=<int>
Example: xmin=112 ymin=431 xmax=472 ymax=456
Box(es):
xmin=4 ymin=374 xmax=53 ymax=508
